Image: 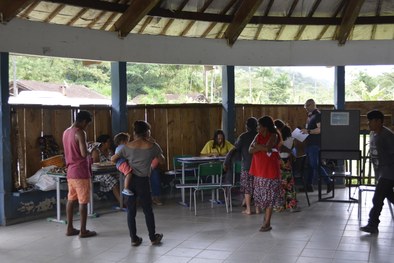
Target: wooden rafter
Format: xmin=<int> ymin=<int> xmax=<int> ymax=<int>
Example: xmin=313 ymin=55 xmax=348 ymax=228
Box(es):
xmin=44 ymin=4 xmax=65 ymax=23
xmin=111 ymin=0 xmax=160 ymax=38
xmin=316 ymin=0 xmax=345 ymax=40
xmin=42 ymin=0 xmax=394 ymax=27
xmin=275 ymin=0 xmax=299 ymax=40
xmin=0 ymin=0 xmax=35 ymax=22
xmin=180 ymin=0 xmax=214 ymax=36
xmin=224 ymin=0 xmax=264 ymax=46
xmin=336 ymin=0 xmax=365 ymax=45
xmin=19 ymin=1 xmax=40 ymax=19
xmin=67 ymin=8 xmax=88 ymax=26
xmin=160 ymin=0 xmax=189 ymax=35
xmin=201 ymin=0 xmax=238 ymax=38
xmin=294 ymin=0 xmax=321 ymax=40
xmin=87 ymin=10 xmax=106 ymax=29
xmin=101 ymin=0 xmax=128 ymax=30
xmin=216 ymin=1 xmax=242 ymax=39
xmin=371 ymin=0 xmax=382 ymax=40
xmin=254 ymin=0 xmax=274 ymax=40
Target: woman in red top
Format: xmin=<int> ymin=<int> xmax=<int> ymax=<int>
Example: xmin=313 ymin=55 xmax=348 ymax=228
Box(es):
xmin=249 ymin=116 xmax=283 ymax=232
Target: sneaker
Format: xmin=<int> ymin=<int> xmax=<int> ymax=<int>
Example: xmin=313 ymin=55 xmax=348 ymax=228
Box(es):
xmin=360 ymin=224 xmax=379 ymax=234
xmin=152 ymin=198 xmax=163 ymax=206
xmin=151 ymin=233 xmax=163 ymax=245
xmin=122 ymin=189 xmax=134 ymax=196
xmin=131 ymin=236 xmax=143 ymax=246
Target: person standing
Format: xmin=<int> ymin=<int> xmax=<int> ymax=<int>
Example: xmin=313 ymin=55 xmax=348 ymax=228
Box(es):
xmin=62 ymin=110 xmax=97 ymax=238
xmin=301 ymin=99 xmax=333 ymax=193
xmin=360 ymin=110 xmax=394 ymax=234
xmin=225 ymin=117 xmax=259 ymax=214
xmin=249 ymin=116 xmax=283 ymax=231
xmin=111 ymin=120 xmax=165 ymax=246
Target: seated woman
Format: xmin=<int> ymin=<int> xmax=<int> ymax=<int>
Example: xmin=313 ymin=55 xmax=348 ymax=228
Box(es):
xmin=200 ymin=129 xmax=234 ymax=157
xmin=91 ymin=134 xmax=121 ymax=204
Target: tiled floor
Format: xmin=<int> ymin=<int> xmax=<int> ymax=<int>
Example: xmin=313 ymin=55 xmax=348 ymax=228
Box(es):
xmin=1 ymin=188 xmax=393 ymax=263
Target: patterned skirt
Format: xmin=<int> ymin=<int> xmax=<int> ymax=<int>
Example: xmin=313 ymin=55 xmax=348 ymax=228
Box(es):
xmin=94 ymin=174 xmax=119 ymax=192
xmin=281 ymin=170 xmax=298 ymax=209
xmin=240 ymin=169 xmax=254 ymax=195
xmin=253 ymin=176 xmax=283 ymax=209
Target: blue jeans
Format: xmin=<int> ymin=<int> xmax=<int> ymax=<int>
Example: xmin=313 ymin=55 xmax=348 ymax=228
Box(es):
xmin=306 ymin=145 xmax=330 ymax=185
xmin=150 ymin=168 xmax=161 ymax=197
xmin=368 ymin=177 xmax=394 ymax=227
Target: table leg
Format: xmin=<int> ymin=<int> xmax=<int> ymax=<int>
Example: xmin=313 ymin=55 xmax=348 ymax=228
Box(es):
xmin=47 ymin=177 xmax=66 ymax=224
xmin=178 ymin=163 xmax=188 ymax=207
xmin=88 ymin=178 xmax=99 ymax=218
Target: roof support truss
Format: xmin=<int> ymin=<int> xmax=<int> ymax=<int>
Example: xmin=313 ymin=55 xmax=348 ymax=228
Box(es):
xmin=112 ymin=0 xmax=160 ymax=38
xmin=336 ymin=0 xmax=365 ymax=45
xmin=0 ymin=0 xmax=35 ymax=23
xmin=224 ymin=0 xmax=264 ymax=46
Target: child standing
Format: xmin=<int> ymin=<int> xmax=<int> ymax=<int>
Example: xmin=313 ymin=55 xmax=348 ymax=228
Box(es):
xmin=113 ymin=132 xmax=134 ymax=196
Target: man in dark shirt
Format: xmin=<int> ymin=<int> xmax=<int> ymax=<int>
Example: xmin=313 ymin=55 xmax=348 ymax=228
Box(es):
xmin=301 ymin=99 xmax=332 ymax=193
xmin=360 ymin=110 xmax=394 ymax=234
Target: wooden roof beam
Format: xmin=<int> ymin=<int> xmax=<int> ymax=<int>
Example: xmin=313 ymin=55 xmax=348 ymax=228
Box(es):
xmin=112 ymin=0 xmax=160 ymax=38
xmin=336 ymin=0 xmax=365 ymax=45
xmin=224 ymin=0 xmax=264 ymax=46
xmin=0 ymin=0 xmax=35 ymax=23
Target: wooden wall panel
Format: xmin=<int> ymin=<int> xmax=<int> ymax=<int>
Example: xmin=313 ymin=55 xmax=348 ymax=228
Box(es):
xmin=147 ymin=108 xmax=168 ymax=169
xmin=346 ymin=101 xmax=394 ymax=130
xmin=93 ymin=108 xmax=112 ymax=139
xmin=183 ymin=107 xmax=199 ymax=156
xmin=166 ymin=108 xmax=182 ymax=168
xmin=127 ymin=107 xmax=146 ymax=134
xmin=9 ymin=101 xmax=394 ymax=181
xmin=24 ymin=108 xmax=42 ymax=177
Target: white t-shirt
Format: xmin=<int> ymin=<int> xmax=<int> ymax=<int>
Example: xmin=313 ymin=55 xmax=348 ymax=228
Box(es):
xmin=280 ymin=137 xmax=294 ymax=159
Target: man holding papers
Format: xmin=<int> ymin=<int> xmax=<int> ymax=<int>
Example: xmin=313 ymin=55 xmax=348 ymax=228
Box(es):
xmin=300 ymin=99 xmax=333 ymax=193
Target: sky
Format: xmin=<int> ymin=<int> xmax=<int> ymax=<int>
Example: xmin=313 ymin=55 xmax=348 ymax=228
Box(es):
xmin=281 ymin=65 xmax=394 ymax=84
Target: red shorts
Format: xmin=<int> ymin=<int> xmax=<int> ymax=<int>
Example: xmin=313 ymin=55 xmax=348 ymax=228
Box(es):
xmin=118 ymin=162 xmax=132 ymax=175
xmin=67 ymin=179 xmax=90 ymax=204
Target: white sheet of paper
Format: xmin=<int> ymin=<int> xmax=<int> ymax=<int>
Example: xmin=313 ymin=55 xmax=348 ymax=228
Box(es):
xmin=292 ymin=128 xmax=308 ymax=142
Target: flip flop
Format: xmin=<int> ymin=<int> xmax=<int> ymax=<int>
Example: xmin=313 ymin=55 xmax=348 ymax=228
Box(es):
xmin=259 ymin=225 xmax=272 ymax=232
xmin=242 ymin=210 xmax=253 ymax=215
xmin=66 ymin=228 xmax=80 ymax=236
xmin=79 ymin=230 xmax=97 ymax=238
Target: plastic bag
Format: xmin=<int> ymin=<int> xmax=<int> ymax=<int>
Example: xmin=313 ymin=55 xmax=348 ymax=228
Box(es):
xmin=27 ymin=165 xmax=57 ymax=191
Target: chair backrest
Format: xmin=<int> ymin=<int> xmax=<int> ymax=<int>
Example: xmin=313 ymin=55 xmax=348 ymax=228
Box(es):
xmin=197 ymin=162 xmax=223 ymax=186
xmin=292 ymin=155 xmax=306 ymax=178
xmin=232 ymin=161 xmax=242 ymax=185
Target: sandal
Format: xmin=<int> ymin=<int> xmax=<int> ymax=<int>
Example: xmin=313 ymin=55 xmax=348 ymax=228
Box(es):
xmin=131 ymin=236 xmax=143 ymax=247
xmin=79 ymin=230 xmax=97 ymax=238
xmin=259 ymin=225 xmax=272 ymax=232
xmin=66 ymin=228 xmax=80 ymax=236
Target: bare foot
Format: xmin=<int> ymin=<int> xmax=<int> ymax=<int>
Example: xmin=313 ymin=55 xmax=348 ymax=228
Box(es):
xmin=242 ymin=210 xmax=253 ymax=215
